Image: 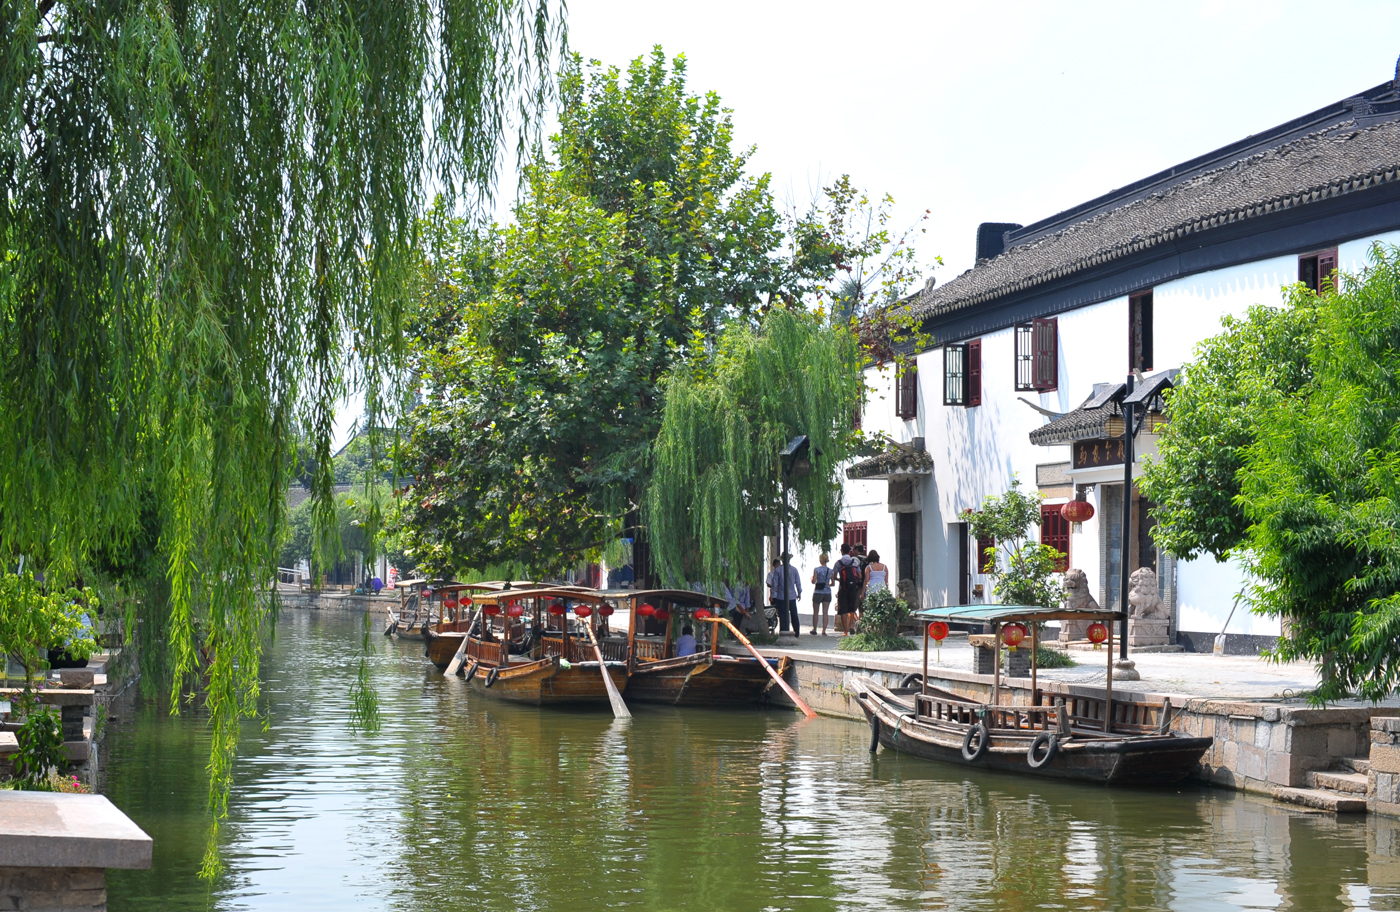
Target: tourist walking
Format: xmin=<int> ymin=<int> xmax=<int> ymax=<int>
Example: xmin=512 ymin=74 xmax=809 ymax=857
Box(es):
xmin=810 ymin=553 xmax=833 ymax=635
xmin=863 ymin=550 xmax=889 ymax=603
xmin=766 ymin=553 xmax=802 ymax=636
xmin=833 ymin=544 xmax=863 ymax=636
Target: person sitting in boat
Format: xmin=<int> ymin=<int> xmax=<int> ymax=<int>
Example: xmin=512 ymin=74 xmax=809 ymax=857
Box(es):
xmin=675 ymin=625 xmax=697 ymax=657
xmin=509 ymin=621 xmax=542 ymax=656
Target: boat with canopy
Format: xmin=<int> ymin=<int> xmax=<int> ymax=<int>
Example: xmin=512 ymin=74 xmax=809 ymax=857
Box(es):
xmin=426 ymin=587 xmax=628 ymax=707
xmin=615 ymin=589 xmax=796 ymax=707
xmin=854 ymin=603 xmax=1212 ymax=785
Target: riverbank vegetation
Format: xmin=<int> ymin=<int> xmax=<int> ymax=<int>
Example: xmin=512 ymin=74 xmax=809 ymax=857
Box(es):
xmin=1142 ymin=245 xmax=1400 ymax=702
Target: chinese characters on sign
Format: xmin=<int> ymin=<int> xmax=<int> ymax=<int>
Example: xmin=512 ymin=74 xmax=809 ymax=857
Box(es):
xmin=1073 ymin=438 xmax=1127 ymax=469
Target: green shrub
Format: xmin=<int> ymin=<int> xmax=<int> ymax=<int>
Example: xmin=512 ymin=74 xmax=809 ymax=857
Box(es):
xmin=1032 ymin=645 xmax=1077 ymax=669
xmin=836 ymin=588 xmax=918 ymax=651
xmin=14 ymin=708 xmax=66 ymax=789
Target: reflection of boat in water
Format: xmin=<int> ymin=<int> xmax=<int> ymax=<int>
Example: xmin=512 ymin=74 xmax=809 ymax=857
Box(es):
xmin=427 ymin=587 xmax=627 ymax=707
xmin=856 ymin=604 xmax=1211 ymax=786
xmin=616 ymin=589 xmax=789 ymax=707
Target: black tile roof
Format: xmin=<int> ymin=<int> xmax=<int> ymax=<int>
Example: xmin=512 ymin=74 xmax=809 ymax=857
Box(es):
xmin=911 ymin=115 xmax=1400 ymax=322
xmin=1029 ymin=386 xmax=1123 ymax=447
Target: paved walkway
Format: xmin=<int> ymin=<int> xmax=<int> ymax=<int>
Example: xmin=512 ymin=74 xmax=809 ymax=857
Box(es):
xmin=760 ymin=629 xmax=1331 ymax=702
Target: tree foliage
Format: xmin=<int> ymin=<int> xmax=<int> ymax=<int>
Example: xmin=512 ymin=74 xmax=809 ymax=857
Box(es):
xmin=0 ymin=572 xmax=98 ymax=681
xmin=646 ymin=307 xmax=864 ymax=590
xmin=964 ymin=477 xmax=1063 ymax=609
xmin=399 ymin=49 xmax=926 ymax=577
xmin=1 ymin=0 xmax=561 ymax=871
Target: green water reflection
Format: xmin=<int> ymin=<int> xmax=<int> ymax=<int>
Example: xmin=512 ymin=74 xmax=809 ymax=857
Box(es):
xmin=104 ymin=612 xmax=1400 ymax=911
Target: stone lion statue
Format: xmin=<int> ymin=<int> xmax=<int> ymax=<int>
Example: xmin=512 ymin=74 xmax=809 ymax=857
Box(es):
xmin=1128 ymin=568 xmax=1169 ymax=619
xmin=1059 ymin=568 xmax=1098 ymax=642
xmin=897 ymin=578 xmax=917 ymax=609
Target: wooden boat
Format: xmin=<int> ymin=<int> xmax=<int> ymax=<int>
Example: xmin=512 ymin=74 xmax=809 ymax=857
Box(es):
xmin=855 ymin=604 xmax=1211 ymax=786
xmin=616 ymin=589 xmax=789 ymax=706
xmin=429 ymin=587 xmax=628 ymax=707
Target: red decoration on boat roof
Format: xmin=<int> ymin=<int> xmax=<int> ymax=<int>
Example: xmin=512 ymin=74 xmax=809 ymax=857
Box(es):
xmin=461 ymin=597 xmax=472 ymax=608
xmin=506 ymin=603 xmax=525 ymax=618
xmin=637 ymin=603 xmax=656 ymax=617
xmin=694 ymin=608 xmax=712 ymax=620
xmin=598 ymin=606 xmax=615 ymax=617
xmin=1061 ymin=500 xmax=1095 ymax=523
xmin=548 ymin=601 xmax=568 ymax=617
xmin=483 ymin=604 xmax=501 ymax=617
xmin=654 ymin=608 xmax=670 ymax=622
xmin=1002 ymin=623 xmax=1027 ymax=650
xmin=1087 ymin=622 xmax=1109 ymax=645
xmin=927 ymin=621 xmax=948 ymax=641
xmin=574 ymin=605 xmax=593 ymax=618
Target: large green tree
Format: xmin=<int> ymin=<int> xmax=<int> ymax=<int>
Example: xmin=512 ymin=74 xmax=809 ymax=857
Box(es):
xmin=1143 ymin=245 xmax=1400 ymax=702
xmin=398 ymin=49 xmax=921 ymax=577
xmin=2 ymin=0 xmax=561 ymax=868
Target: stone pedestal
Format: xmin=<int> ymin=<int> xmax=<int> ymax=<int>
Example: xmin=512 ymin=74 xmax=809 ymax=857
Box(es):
xmin=1006 ymin=647 xmax=1030 ymax=679
xmin=1058 ymin=620 xmax=1089 ymax=644
xmin=969 ymin=634 xmax=996 ymax=675
xmin=1127 ymin=618 xmax=1171 ymax=647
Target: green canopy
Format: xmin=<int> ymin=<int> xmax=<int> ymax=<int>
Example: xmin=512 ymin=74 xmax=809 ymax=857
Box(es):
xmin=912 ymin=604 xmax=1124 ymax=625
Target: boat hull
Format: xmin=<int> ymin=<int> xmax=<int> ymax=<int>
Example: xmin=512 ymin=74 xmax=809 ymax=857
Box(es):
xmin=856 ymin=680 xmax=1211 ymax=787
xmin=624 ymin=653 xmax=789 ymax=706
xmin=466 ymin=657 xmax=629 ymax=706
xmin=423 ymin=625 xmax=476 ymax=670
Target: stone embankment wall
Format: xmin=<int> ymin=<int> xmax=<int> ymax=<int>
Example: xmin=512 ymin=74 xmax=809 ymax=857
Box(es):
xmin=750 ymin=648 xmax=1398 ymax=796
xmin=0 ymin=866 xmax=107 ymax=910
xmin=1371 ymin=718 xmax=1400 ymax=816
xmin=279 ymin=590 xmax=400 ymax=614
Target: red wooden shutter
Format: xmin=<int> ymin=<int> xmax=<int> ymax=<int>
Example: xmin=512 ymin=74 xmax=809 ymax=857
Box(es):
xmin=843 ymin=522 xmax=868 ymax=552
xmin=896 ymin=363 xmax=918 ymax=419
xmin=976 ymin=534 xmax=996 ymax=573
xmin=1040 ymin=505 xmax=1070 ymax=572
xmin=1318 ymin=250 xmax=1338 ymax=293
xmin=1032 ymin=318 xmax=1058 ymax=391
xmin=967 ymin=339 xmax=982 ymax=407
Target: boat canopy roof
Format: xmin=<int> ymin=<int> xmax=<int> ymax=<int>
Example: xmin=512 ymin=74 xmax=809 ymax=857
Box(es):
xmin=626 ymin=589 xmax=726 ymax=608
xmin=912 ymin=604 xmax=1125 ymax=624
xmin=472 ymin=587 xmax=613 ymax=606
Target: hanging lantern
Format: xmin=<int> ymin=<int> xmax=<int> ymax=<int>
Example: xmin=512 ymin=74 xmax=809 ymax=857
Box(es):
xmin=1061 ymin=499 xmax=1095 ymax=523
xmin=655 ymin=608 xmax=671 ymax=622
xmin=506 ymin=602 xmax=525 ymax=618
xmin=637 ymin=603 xmax=656 ymax=617
xmin=444 ymin=597 xmax=458 ymax=610
xmin=483 ymin=604 xmax=502 ymax=617
xmin=694 ymin=608 xmax=712 ymax=621
xmin=574 ymin=605 xmax=594 ymax=618
xmin=598 ymin=605 xmax=615 ymax=618
xmin=548 ymin=601 xmax=568 ymax=617
xmin=1087 ymin=622 xmax=1109 ymax=647
xmin=461 ymin=597 xmax=473 ymax=608
xmin=1002 ymin=623 xmax=1027 ymax=651
xmin=927 ymin=621 xmax=949 ymax=642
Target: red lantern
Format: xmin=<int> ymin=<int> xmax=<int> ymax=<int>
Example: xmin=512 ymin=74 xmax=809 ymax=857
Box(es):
xmin=483 ymin=604 xmax=502 ymax=617
xmin=1002 ymin=622 xmax=1027 ymax=651
xmin=655 ymin=608 xmax=671 ymax=622
xmin=927 ymin=621 xmax=949 ymax=641
xmin=461 ymin=597 xmax=473 ymax=608
xmin=548 ymin=601 xmax=567 ymax=617
xmin=506 ymin=602 xmax=525 ymax=618
xmin=444 ymin=597 xmax=458 ymax=610
xmin=574 ymin=605 xmax=593 ymax=618
xmin=1061 ymin=499 xmax=1095 ymax=523
xmin=598 ymin=606 xmax=615 ymax=617
xmin=637 ymin=603 xmax=656 ymax=617
xmin=694 ymin=608 xmax=712 ymax=620
xmin=1087 ymin=622 xmax=1109 ymax=645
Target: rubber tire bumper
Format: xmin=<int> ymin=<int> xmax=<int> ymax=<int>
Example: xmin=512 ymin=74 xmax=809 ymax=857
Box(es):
xmin=961 ymin=722 xmax=990 ymax=762
xmin=869 ymin=714 xmax=881 ymax=753
xmin=1027 ymin=732 xmax=1059 ymax=769
xmin=463 ymin=663 xmax=478 ymax=683
xmin=484 ymin=666 xmax=500 ymax=688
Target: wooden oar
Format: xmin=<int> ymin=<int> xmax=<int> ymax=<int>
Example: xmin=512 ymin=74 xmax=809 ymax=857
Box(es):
xmin=382 ymin=604 xmax=399 ymax=636
xmin=444 ymin=603 xmax=485 ymax=677
xmin=579 ymin=611 xmax=631 ymax=719
xmin=706 ymin=616 xmax=816 ymax=718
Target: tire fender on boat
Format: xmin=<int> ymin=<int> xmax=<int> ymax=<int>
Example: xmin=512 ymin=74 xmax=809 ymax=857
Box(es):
xmin=1027 ymin=732 xmax=1059 ymax=769
xmin=463 ymin=663 xmax=478 ymax=683
xmin=868 ymin=714 xmax=881 ymax=753
xmin=961 ymin=722 xmax=990 ymax=762
xmin=484 ymin=666 xmax=500 ymax=688
xmin=899 ymin=673 xmax=923 ymax=690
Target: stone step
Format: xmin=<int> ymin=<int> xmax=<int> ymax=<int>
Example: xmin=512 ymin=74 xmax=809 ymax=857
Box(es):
xmin=1273 ymin=786 xmax=1367 ymax=814
xmin=1340 ymin=756 xmax=1372 ymax=774
xmin=1307 ymin=770 xmax=1369 ymax=794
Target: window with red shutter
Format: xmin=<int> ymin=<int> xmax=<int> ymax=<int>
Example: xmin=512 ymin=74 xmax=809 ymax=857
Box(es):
xmin=1014 ymin=324 xmax=1034 ymax=391
xmin=1129 ymin=292 xmax=1153 ymax=372
xmin=943 ymin=345 xmax=966 ymax=406
xmin=976 ymin=534 xmax=995 ymax=573
xmin=967 ymin=338 xmax=982 ymax=407
xmin=843 ymin=522 xmax=868 ymax=553
xmin=896 ymin=362 xmax=918 ymax=419
xmin=1032 ymin=318 xmax=1058 ymax=391
xmin=1040 ymin=505 xmax=1070 ymax=572
xmin=1299 ymin=248 xmax=1339 ymax=293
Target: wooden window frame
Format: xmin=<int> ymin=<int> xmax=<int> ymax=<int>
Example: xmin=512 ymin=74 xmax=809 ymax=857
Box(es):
xmin=1129 ymin=291 xmax=1153 ymax=373
xmin=895 ymin=362 xmax=918 ymax=420
xmin=843 ymin=521 xmax=868 ymax=553
xmin=1014 ymin=324 xmax=1035 ymax=391
xmin=943 ymin=344 xmax=966 ymax=406
xmin=967 ymin=338 xmax=982 ymax=407
xmin=1299 ymin=248 xmax=1338 ymax=294
xmin=1040 ymin=504 xmax=1070 ymax=573
xmin=1032 ymin=317 xmax=1058 ymax=391
xmin=976 ymin=533 xmax=996 ymax=574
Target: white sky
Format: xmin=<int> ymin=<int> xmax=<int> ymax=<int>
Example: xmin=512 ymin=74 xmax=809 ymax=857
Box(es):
xmin=335 ymin=1 xmax=1400 ymax=446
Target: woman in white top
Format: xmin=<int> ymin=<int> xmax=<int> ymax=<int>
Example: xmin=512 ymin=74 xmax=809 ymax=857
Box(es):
xmin=863 ymin=550 xmax=889 ymax=599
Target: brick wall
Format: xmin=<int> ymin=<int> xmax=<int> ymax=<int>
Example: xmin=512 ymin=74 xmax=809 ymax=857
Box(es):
xmin=0 ymin=866 xmax=106 ymax=911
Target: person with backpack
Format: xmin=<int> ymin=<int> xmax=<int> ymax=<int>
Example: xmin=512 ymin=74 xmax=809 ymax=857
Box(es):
xmin=810 ymin=553 xmax=833 ymax=635
xmin=833 ymin=543 xmax=864 ymax=636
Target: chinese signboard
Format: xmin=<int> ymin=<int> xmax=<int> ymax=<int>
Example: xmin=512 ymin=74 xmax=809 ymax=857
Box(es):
xmin=1072 ymin=438 xmax=1126 ymax=469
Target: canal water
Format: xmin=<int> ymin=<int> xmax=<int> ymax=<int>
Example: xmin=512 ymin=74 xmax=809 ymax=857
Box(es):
xmin=103 ymin=612 xmax=1400 ymax=911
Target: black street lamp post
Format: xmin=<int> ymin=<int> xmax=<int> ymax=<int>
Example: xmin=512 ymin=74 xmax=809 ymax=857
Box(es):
xmin=1119 ymin=374 xmax=1134 ymax=660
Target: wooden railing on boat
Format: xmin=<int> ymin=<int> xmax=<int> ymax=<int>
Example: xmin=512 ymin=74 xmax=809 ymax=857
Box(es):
xmin=632 ymin=638 xmax=667 ymax=662
xmin=914 ymin=690 xmax=1169 ymax=735
xmin=598 ymin=639 xmax=628 ymax=662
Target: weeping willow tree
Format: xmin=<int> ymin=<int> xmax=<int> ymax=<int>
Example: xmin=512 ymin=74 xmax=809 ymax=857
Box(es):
xmin=1 ymin=0 xmax=562 ymax=872
xmin=646 ymin=306 xmax=864 ymax=590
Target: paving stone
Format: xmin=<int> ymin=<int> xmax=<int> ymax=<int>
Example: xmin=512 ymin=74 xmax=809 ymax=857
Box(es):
xmin=1273 ymin=786 xmax=1367 ymax=813
xmin=1308 ymin=770 xmax=1369 ymax=793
